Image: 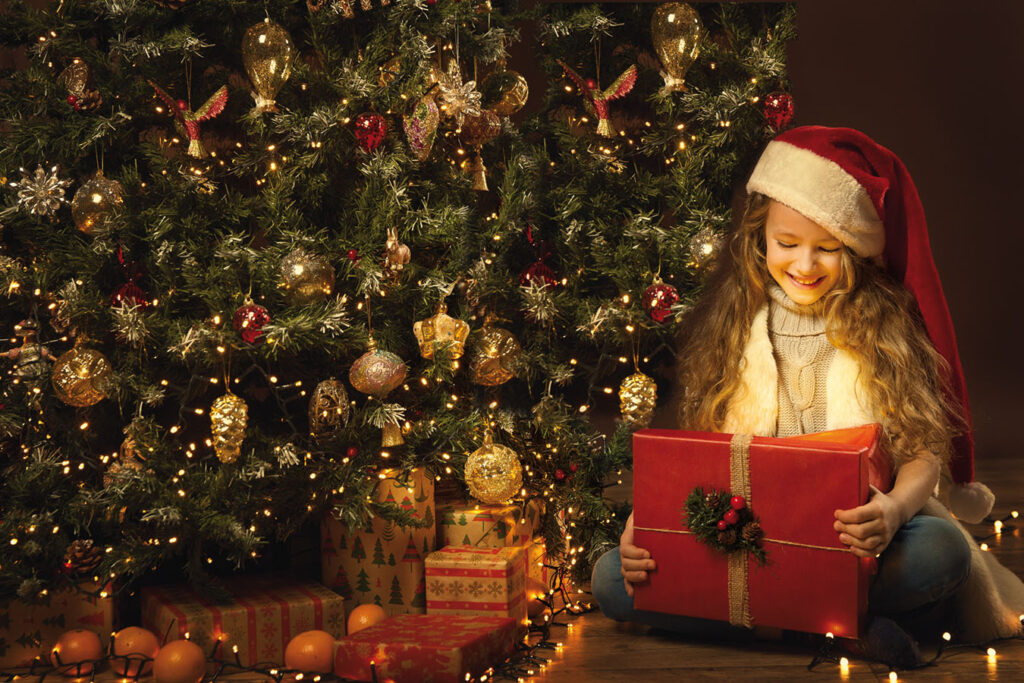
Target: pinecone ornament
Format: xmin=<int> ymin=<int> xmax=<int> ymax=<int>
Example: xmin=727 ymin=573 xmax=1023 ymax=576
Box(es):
xmin=64 ymin=540 xmax=102 ymax=575
xmin=741 ymin=521 xmax=763 ymax=544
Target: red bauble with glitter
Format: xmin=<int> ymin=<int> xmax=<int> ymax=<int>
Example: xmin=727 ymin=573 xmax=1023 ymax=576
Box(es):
xmin=642 ymin=281 xmax=679 ymax=323
xmin=762 ymin=91 xmax=795 ymax=132
xmin=354 ymin=113 xmax=387 ymax=152
xmin=110 ymin=282 xmax=149 ymax=309
xmin=519 ymin=260 xmax=558 ymax=289
xmin=233 ymin=303 xmax=271 ymax=344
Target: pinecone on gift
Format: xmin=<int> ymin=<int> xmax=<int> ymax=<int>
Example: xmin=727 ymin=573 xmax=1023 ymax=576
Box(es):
xmin=717 ymin=529 xmax=738 ymax=547
xmin=741 ymin=521 xmax=763 ymax=544
xmin=64 ymin=540 xmax=102 ymax=575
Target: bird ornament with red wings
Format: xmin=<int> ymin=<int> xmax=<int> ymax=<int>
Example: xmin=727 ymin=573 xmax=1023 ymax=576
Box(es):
xmin=148 ymin=81 xmax=229 ymax=158
xmin=556 ymin=60 xmax=637 ymax=138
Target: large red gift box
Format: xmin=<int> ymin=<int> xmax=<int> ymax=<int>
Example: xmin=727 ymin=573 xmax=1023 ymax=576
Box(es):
xmin=632 ymin=425 xmax=886 ymax=637
xmin=333 ymin=614 xmax=518 ymax=683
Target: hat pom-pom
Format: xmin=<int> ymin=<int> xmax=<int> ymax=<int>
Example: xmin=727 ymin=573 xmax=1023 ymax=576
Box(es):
xmin=950 ymin=481 xmax=995 ymax=524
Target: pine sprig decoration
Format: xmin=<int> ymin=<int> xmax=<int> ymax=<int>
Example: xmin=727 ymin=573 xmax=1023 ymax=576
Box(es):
xmin=683 ymin=487 xmax=767 ymax=565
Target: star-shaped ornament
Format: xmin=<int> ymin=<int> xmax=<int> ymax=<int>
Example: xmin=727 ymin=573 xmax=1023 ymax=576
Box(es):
xmin=9 ymin=166 xmax=71 ymax=217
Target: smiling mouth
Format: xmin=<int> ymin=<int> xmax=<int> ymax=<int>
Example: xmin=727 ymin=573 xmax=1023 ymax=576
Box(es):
xmin=787 ymin=273 xmax=824 ymax=288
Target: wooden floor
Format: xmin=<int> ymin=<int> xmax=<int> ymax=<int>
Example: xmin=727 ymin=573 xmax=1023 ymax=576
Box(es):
xmin=533 ymin=453 xmax=1024 ymax=682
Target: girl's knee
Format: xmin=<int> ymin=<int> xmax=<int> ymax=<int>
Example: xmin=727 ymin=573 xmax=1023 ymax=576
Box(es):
xmin=591 ymin=548 xmax=633 ymax=621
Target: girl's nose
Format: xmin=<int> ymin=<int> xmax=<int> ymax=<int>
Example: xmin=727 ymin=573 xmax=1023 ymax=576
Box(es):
xmin=794 ymin=248 xmax=818 ymax=274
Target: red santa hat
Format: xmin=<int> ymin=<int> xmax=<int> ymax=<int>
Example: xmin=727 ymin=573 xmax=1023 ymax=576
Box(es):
xmin=747 ymin=125 xmax=993 ymax=523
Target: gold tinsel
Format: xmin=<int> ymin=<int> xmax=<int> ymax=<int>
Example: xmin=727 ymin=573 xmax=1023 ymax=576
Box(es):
xmin=619 ymin=371 xmax=657 ymax=427
xmin=211 ymin=392 xmax=248 ymax=464
xmin=51 ymin=346 xmax=112 ymax=407
xmin=469 ymin=325 xmax=521 ymax=386
xmin=464 ymin=431 xmax=523 ymax=505
xmin=308 ymin=379 xmax=351 ymax=439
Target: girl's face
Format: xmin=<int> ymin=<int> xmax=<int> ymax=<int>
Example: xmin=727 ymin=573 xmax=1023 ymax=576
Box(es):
xmin=764 ymin=200 xmax=844 ymax=306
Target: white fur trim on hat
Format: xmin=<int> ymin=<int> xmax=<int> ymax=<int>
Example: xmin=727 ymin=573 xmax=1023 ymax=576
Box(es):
xmin=950 ymin=480 xmax=995 ymax=524
xmin=747 ymin=141 xmax=886 ymax=258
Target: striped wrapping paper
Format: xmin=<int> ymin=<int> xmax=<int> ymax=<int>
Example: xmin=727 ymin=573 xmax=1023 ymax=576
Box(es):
xmin=424 ymin=546 xmax=527 ymax=627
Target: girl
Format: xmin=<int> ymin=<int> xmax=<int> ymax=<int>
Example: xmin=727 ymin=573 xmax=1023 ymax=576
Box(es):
xmin=592 ymin=126 xmax=1024 ymax=664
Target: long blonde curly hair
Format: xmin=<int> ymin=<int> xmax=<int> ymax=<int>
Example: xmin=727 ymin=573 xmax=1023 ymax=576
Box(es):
xmin=675 ymin=193 xmax=961 ymax=468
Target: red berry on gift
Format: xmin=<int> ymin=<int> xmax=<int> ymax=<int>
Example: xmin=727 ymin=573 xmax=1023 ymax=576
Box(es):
xmin=730 ymin=495 xmax=746 ymax=510
xmin=346 ymin=446 xmax=359 ymax=458
xmin=347 ymin=248 xmax=359 ymax=261
xmin=723 ymin=509 xmax=739 ymax=525
xmin=554 ymin=468 xmax=566 ymax=481
xmin=354 ymin=112 xmax=387 ymax=153
xmin=716 ymin=520 xmax=728 ymax=531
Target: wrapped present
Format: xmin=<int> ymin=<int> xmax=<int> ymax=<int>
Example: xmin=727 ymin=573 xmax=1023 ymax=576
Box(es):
xmin=632 ymin=425 xmax=883 ymax=637
xmin=0 ymin=582 xmax=113 ymax=668
xmin=140 ymin=575 xmax=345 ymax=666
xmin=437 ymin=499 xmax=542 ymax=548
xmin=333 ymin=614 xmax=517 ymax=683
xmin=425 ymin=546 xmax=528 ymax=626
xmin=321 ymin=468 xmax=435 ymax=616
xmin=525 ymin=537 xmax=548 ymax=587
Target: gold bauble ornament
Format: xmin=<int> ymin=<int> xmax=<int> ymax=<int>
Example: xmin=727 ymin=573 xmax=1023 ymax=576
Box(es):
xmin=308 ymin=378 xmax=351 ymax=439
xmin=379 ymin=56 xmax=401 ymax=88
xmin=413 ymin=303 xmax=469 ymax=364
xmin=211 ymin=392 xmax=248 ymax=464
xmin=51 ymin=346 xmax=112 ymax=407
xmin=460 ymin=110 xmax=501 ymax=147
xmin=480 ymin=70 xmax=529 ymax=116
xmin=348 ymin=337 xmax=407 ymax=398
xmin=469 ymin=325 xmax=521 ymax=386
xmin=651 ymin=3 xmax=704 ymax=92
xmin=242 ymin=19 xmax=295 ymax=114
xmin=280 ymin=249 xmax=335 ymax=304
xmin=71 ymin=171 xmax=124 ymax=234
xmin=619 ymin=371 xmax=657 ymax=427
xmin=464 ymin=430 xmax=523 ymax=505
xmin=688 ymin=226 xmax=723 ymax=271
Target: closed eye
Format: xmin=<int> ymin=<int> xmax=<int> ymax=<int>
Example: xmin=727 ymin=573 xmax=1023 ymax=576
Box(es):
xmin=775 ymin=241 xmax=796 ymax=249
xmin=819 ymin=246 xmax=841 ymax=253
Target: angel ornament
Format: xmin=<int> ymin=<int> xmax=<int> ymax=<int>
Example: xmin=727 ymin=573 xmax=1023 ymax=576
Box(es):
xmin=556 ymin=60 xmax=637 ymax=138
xmin=148 ymin=80 xmax=229 ymax=158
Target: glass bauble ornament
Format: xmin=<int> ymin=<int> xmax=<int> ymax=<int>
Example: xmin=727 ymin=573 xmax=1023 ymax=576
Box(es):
xmin=308 ymin=379 xmax=351 ymax=439
xmin=480 ymin=70 xmax=529 ymax=116
xmin=689 ymin=226 xmax=723 ymax=271
xmin=642 ymin=279 xmax=679 ymax=323
xmin=460 ymin=110 xmax=501 ymax=147
xmin=619 ymin=371 xmax=657 ymax=427
xmin=403 ymin=94 xmax=440 ymax=162
xmin=233 ymin=302 xmax=270 ymax=344
xmin=651 ymin=3 xmax=704 ymax=92
xmin=280 ymin=249 xmax=335 ymax=304
xmin=71 ymin=171 xmax=124 ymax=235
xmin=110 ymin=281 xmax=148 ymax=309
xmin=762 ymin=91 xmax=795 ymax=132
xmin=51 ymin=346 xmax=112 ymax=407
xmin=469 ymin=325 xmax=521 ymax=386
xmin=354 ymin=112 xmax=387 ymax=152
xmin=210 ymin=392 xmax=248 ymax=464
xmin=349 ymin=337 xmax=407 ymax=398
xmin=464 ymin=431 xmax=523 ymax=505
xmin=242 ymin=19 xmax=294 ymax=114
xmin=413 ymin=303 xmax=470 ymax=362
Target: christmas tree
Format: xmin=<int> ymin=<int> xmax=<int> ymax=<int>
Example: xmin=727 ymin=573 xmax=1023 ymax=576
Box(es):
xmin=0 ymin=0 xmax=795 ymax=604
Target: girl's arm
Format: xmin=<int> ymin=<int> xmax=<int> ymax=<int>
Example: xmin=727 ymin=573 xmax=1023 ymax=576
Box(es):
xmin=833 ymin=452 xmax=940 ymax=558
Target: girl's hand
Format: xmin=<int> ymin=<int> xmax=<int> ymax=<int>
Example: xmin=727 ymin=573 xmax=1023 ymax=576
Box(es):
xmin=834 ymin=487 xmax=903 ymax=558
xmin=620 ymin=512 xmax=656 ymax=597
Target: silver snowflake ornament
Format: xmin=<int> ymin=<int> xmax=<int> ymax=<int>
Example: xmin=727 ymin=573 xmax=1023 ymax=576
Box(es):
xmin=10 ymin=165 xmax=70 ymax=217
xmin=437 ymin=60 xmax=482 ymax=128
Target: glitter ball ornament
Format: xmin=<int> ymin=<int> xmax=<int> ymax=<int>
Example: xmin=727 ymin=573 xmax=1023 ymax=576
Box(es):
xmin=642 ymin=280 xmax=679 ymax=323
xmin=469 ymin=325 xmax=521 ymax=386
xmin=619 ymin=371 xmax=657 ymax=427
xmin=71 ymin=171 xmax=124 ymax=234
xmin=689 ymin=226 xmax=723 ymax=271
xmin=308 ymin=378 xmax=351 ymax=439
xmin=460 ymin=109 xmax=501 ymax=147
xmin=280 ymin=249 xmax=335 ymax=304
xmin=480 ymin=69 xmax=529 ymax=116
xmin=11 ymin=165 xmax=70 ymax=217
xmin=51 ymin=346 xmax=112 ymax=407
xmin=110 ymin=281 xmax=148 ymax=309
xmin=762 ymin=91 xmax=795 ymax=132
xmin=354 ymin=113 xmax=387 ymax=152
xmin=464 ymin=431 xmax=523 ymax=505
xmin=232 ymin=302 xmax=270 ymax=344
xmin=242 ymin=19 xmax=294 ymax=114
xmin=413 ymin=303 xmax=470 ymax=362
xmin=349 ymin=337 xmax=407 ymax=398
xmin=651 ymin=2 xmax=704 ymax=92
xmin=210 ymin=393 xmax=248 ymax=464
xmin=403 ymin=94 xmax=440 ymax=162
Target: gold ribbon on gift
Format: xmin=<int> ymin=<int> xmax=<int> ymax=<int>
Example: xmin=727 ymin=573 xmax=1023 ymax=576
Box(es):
xmin=634 ymin=433 xmax=849 ymax=629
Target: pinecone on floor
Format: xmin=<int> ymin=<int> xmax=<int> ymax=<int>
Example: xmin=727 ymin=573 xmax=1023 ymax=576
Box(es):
xmin=64 ymin=540 xmax=102 ymax=575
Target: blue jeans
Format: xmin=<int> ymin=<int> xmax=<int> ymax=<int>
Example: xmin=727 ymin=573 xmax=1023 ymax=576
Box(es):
xmin=591 ymin=514 xmax=971 ymax=636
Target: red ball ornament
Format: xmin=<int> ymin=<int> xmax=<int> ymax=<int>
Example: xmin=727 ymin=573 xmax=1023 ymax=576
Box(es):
xmin=716 ymin=519 xmax=728 ymax=531
xmin=730 ymin=495 xmax=746 ymax=510
xmin=232 ymin=302 xmax=271 ymax=344
xmin=519 ymin=260 xmax=558 ymax=289
xmin=346 ymin=446 xmax=358 ymax=458
xmin=354 ymin=112 xmax=387 ymax=152
xmin=111 ymin=281 xmax=149 ymax=309
xmin=723 ymin=509 xmax=739 ymax=525
xmin=67 ymin=94 xmax=79 ymax=106
xmin=762 ymin=91 xmax=795 ymax=132
xmin=554 ymin=468 xmax=566 ymax=481
xmin=642 ymin=281 xmax=679 ymax=323
xmin=347 ymin=248 xmax=359 ymax=261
